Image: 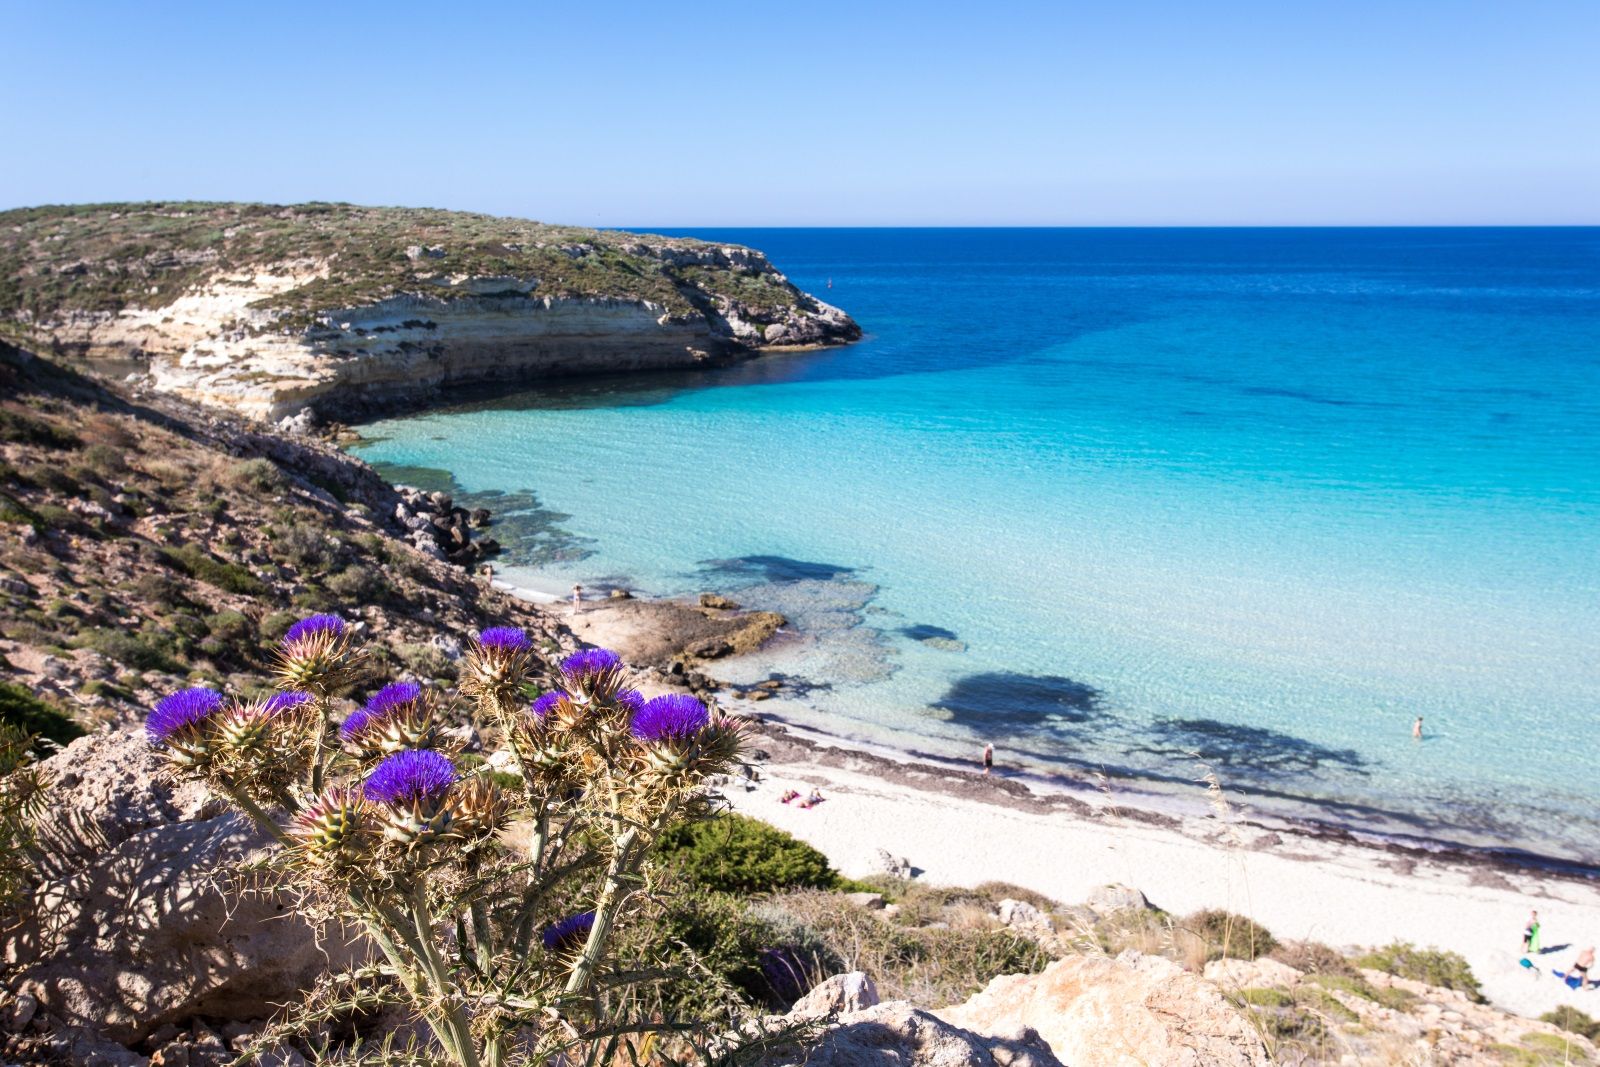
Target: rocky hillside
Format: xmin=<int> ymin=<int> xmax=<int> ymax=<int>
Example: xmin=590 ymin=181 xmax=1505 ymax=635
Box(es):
xmin=0 ymin=340 xmax=566 ymax=733
xmin=0 ymin=203 xmax=860 ymax=420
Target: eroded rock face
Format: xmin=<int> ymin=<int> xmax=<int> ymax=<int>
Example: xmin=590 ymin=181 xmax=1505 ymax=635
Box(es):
xmin=763 ymin=1002 xmax=1063 ymax=1067
xmin=937 ymin=952 xmax=1271 ymax=1067
xmin=4 ymin=729 xmax=366 ymax=1045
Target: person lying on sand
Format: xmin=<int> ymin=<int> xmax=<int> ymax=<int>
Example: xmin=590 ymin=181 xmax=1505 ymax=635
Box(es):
xmin=779 ymin=789 xmax=800 ymax=804
xmin=798 ymin=788 xmax=825 ymax=809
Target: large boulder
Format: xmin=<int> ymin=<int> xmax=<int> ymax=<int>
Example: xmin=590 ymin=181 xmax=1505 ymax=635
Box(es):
xmin=764 ymin=1002 xmax=1062 ymax=1067
xmin=792 ymin=972 xmax=882 ymax=1017
xmin=3 ymin=729 xmax=366 ymax=1045
xmin=936 ymin=952 xmax=1270 ymax=1067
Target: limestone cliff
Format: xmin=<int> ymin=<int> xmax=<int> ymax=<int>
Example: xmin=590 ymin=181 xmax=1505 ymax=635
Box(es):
xmin=0 ymin=203 xmax=860 ymax=420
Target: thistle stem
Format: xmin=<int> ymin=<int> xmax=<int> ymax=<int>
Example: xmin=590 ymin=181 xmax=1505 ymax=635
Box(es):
xmin=563 ymin=827 xmax=639 ymax=996
xmin=408 ymin=882 xmax=482 ymax=1067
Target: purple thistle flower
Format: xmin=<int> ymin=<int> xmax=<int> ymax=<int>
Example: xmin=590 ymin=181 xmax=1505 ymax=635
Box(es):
xmin=616 ymin=688 xmax=645 ymax=715
xmin=147 ymin=687 xmax=226 ymax=743
xmin=341 ymin=680 xmax=424 ymax=739
xmin=542 ymin=910 xmax=596 ymax=951
xmin=263 ymin=691 xmax=313 ymax=716
xmin=478 ymin=626 xmax=531 ymax=652
xmin=560 ymin=647 xmax=621 ymax=681
xmin=283 ymin=613 xmax=345 ymax=646
xmin=363 ymin=749 xmax=456 ymax=806
xmin=530 ymin=691 xmax=566 ymax=719
xmin=631 ymin=694 xmax=710 ymax=742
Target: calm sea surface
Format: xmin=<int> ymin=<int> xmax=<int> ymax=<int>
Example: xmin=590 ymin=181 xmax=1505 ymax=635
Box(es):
xmin=353 ymin=228 xmax=1600 ymax=862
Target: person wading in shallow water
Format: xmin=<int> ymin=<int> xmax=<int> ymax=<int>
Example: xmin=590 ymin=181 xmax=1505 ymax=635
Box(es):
xmin=1413 ymin=715 xmax=1424 ymax=740
xmin=982 ymin=742 xmax=994 ymax=775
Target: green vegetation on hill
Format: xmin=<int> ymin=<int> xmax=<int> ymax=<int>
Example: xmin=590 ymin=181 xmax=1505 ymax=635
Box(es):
xmin=0 ymin=343 xmax=560 ymax=728
xmin=0 ymin=202 xmax=818 ymax=338
xmin=658 ymin=812 xmax=841 ymax=894
xmin=0 ymin=682 xmax=85 ymax=751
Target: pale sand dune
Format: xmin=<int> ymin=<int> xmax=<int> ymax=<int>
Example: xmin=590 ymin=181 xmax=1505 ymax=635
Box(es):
xmin=724 ymin=746 xmax=1600 ymax=1020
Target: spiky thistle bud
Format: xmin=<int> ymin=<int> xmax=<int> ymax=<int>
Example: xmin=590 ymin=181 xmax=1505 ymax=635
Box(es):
xmin=290 ymin=787 xmax=372 ymax=864
xmin=542 ymin=910 xmax=596 ymax=954
xmin=341 ymin=681 xmax=438 ymax=758
xmin=511 ymin=695 xmax=568 ymax=778
xmin=274 ymin=614 xmax=362 ymax=695
xmin=146 ymin=687 xmax=227 ymax=769
xmin=630 ymin=694 xmax=742 ymax=781
xmin=363 ymin=749 xmax=456 ymax=846
xmin=215 ymin=700 xmax=275 ymax=756
xmin=460 ymin=626 xmax=534 ymax=710
xmin=450 ymin=776 xmax=510 ymax=842
xmin=559 ymin=648 xmax=627 ymax=705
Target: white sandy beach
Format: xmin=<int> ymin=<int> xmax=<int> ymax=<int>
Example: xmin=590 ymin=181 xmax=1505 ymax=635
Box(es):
xmin=724 ymin=742 xmax=1600 ymax=1020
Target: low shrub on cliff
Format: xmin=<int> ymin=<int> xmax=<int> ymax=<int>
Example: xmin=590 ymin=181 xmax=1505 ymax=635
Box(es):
xmin=0 ymin=682 xmax=84 ymax=751
xmin=1542 ymin=1006 xmax=1600 ymax=1041
xmin=658 ymin=812 xmax=838 ymax=894
xmin=1181 ymin=909 xmax=1278 ymax=961
xmin=1354 ymin=941 xmax=1484 ymax=1002
xmin=753 ymin=888 xmax=1051 ymax=1006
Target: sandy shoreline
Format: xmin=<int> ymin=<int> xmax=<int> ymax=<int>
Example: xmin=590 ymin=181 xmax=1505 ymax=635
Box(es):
xmin=495 ymin=579 xmax=1600 ymax=1018
xmin=729 ymin=719 xmax=1600 ymax=1019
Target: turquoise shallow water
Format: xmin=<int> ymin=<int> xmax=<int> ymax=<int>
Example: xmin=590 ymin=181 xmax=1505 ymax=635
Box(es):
xmin=353 ymin=228 xmax=1600 ymax=863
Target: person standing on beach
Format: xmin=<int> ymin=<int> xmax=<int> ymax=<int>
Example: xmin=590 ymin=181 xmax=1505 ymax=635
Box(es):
xmin=1523 ymin=910 xmax=1541 ymax=953
xmin=1412 ymin=715 xmax=1424 ymax=740
xmin=571 ymin=583 xmax=583 ymax=614
xmin=982 ymin=742 xmax=994 ymax=775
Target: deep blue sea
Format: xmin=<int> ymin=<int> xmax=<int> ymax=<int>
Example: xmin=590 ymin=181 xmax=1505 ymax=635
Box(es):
xmin=353 ymin=228 xmax=1600 ymax=863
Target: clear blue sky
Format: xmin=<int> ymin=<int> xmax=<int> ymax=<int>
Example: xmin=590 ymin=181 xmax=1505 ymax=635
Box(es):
xmin=3 ymin=1 xmax=1596 ymax=225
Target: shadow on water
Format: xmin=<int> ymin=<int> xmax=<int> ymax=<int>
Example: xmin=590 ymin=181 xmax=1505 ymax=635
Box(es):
xmin=1133 ymin=717 xmax=1369 ymax=778
xmin=931 ymin=671 xmax=1102 ymax=731
xmin=900 ymin=623 xmax=960 ymax=642
xmin=697 ymin=555 xmax=858 ymax=584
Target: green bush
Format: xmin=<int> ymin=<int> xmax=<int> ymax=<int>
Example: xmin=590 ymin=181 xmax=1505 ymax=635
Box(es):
xmin=658 ymin=813 xmax=837 ymax=894
xmin=223 ymin=458 xmax=286 ymax=494
xmin=1183 ymin=909 xmax=1278 ymax=961
xmin=1541 ymin=1006 xmax=1600 ymax=1041
xmin=0 ymin=681 xmax=86 ymax=750
xmin=71 ymin=627 xmax=184 ymax=674
xmin=1353 ymin=941 xmax=1484 ymax=1002
xmin=0 ymin=407 xmax=79 ymax=449
xmin=158 ymin=544 xmax=266 ymax=596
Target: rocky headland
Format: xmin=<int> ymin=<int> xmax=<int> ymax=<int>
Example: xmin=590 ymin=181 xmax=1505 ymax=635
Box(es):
xmin=0 ymin=203 xmax=860 ymax=421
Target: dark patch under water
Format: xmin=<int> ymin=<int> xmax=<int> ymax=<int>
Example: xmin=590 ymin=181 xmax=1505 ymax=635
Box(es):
xmin=699 ymin=555 xmax=857 ymax=583
xmin=931 ymin=671 xmax=1101 ymax=730
xmin=1136 ymin=717 xmax=1369 ymax=778
xmin=901 ymin=623 xmax=960 ymax=642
